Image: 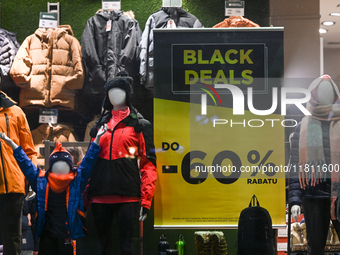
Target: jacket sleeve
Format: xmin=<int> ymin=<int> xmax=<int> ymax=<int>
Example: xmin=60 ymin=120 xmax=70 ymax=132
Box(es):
xmin=64 ymin=35 xmax=84 ymax=90
xmin=78 ymin=142 xmax=101 ymax=192
xmin=193 ymin=18 xmax=204 ymax=28
xmin=13 ymin=146 xmax=38 ymax=191
xmin=288 ymin=123 xmax=303 ymax=206
xmin=81 ymin=18 xmax=101 ymax=74
xmin=119 ymin=18 xmax=142 ymax=79
xmin=9 ymin=36 xmax=33 ymax=87
xmin=17 ymin=108 xmax=37 ymax=166
xmin=139 ymin=120 xmax=157 ymax=209
xmin=139 ymin=15 xmax=155 ymax=86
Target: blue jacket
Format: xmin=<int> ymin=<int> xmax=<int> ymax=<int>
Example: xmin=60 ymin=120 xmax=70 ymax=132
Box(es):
xmin=13 ymin=142 xmax=100 ymax=240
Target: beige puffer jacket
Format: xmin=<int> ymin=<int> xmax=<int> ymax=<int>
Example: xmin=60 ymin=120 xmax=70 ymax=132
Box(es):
xmin=10 ymin=25 xmax=84 ymax=110
xmin=31 ymin=123 xmax=84 ymax=169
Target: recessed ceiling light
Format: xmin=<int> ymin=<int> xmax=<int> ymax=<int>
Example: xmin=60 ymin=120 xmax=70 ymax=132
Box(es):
xmin=319 ymin=28 xmax=328 ymax=33
xmin=322 ymin=21 xmax=335 ymax=26
xmin=330 ymin=13 xmax=340 ymax=17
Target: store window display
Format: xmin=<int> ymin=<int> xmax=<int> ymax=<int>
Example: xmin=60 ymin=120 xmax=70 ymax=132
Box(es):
xmin=87 ymin=71 xmax=157 ymax=255
xmin=288 ymin=75 xmax=340 ymax=254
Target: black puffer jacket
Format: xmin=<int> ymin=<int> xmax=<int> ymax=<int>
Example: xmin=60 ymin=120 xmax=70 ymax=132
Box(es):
xmin=288 ymin=122 xmax=332 ymax=206
xmin=81 ymin=10 xmax=142 ymax=101
xmin=139 ymin=7 xmax=204 ymax=90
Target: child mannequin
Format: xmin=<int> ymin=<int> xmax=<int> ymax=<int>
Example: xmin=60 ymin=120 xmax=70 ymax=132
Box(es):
xmin=0 ymin=124 xmax=107 ymax=255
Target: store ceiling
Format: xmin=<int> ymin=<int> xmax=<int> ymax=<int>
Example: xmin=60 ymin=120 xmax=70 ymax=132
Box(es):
xmin=320 ymin=0 xmax=340 ymax=48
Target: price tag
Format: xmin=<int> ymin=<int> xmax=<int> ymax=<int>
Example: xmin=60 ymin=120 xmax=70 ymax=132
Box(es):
xmin=225 ymin=1 xmax=245 ymax=16
xmin=277 ymin=228 xmax=287 ymax=237
xmin=39 ymin=12 xmax=58 ymax=29
xmin=167 ymin=19 xmax=177 ymax=28
xmin=106 ymin=20 xmax=112 ymax=32
xmin=39 ymin=109 xmax=58 ymax=124
xmin=277 ymin=242 xmax=287 ymax=251
xmin=102 ymin=0 xmax=121 ymax=10
xmin=162 ymin=0 xmax=182 ymax=7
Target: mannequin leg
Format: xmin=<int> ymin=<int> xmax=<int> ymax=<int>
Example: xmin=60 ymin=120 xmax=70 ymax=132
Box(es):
xmin=302 ymin=197 xmax=330 ymax=255
xmin=91 ymin=203 xmax=115 ymax=255
xmin=114 ymin=202 xmax=139 ymax=255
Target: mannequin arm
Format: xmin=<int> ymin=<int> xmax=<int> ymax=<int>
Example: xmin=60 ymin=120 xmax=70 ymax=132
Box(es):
xmin=93 ymin=124 xmax=108 ymax=145
xmin=0 ymin=132 xmax=18 ymax=150
xmin=291 ymin=205 xmax=301 ymax=222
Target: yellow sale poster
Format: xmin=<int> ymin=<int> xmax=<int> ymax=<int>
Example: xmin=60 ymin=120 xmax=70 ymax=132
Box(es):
xmin=153 ymin=28 xmax=286 ymax=228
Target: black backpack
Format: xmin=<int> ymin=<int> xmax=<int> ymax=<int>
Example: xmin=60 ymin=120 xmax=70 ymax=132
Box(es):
xmin=237 ymin=195 xmax=276 ymax=255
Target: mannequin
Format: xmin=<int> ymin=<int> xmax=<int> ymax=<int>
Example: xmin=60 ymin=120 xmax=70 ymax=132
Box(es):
xmin=87 ymin=71 xmax=157 ymax=255
xmin=0 ymin=125 xmax=107 ymax=255
xmin=291 ymin=79 xmax=336 ymax=220
xmin=288 ymin=75 xmax=340 ymax=254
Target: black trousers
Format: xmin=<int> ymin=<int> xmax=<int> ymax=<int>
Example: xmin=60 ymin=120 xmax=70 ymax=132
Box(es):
xmin=91 ymin=202 xmax=139 ymax=255
xmin=302 ymin=197 xmax=340 ymax=255
xmin=0 ymin=193 xmax=24 ymax=255
xmin=38 ymin=230 xmax=73 ymax=255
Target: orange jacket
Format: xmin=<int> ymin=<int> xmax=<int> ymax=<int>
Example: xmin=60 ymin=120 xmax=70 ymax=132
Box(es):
xmin=9 ymin=25 xmax=84 ymax=110
xmin=0 ymin=92 xmax=37 ymax=194
xmin=213 ymin=16 xmax=260 ymax=28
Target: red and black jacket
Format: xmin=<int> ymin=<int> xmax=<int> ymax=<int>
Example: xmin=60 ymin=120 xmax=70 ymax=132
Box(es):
xmin=87 ymin=110 xmax=157 ymax=209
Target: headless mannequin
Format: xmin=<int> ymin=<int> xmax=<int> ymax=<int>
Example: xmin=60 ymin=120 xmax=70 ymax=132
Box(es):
xmin=108 ymin=87 xmax=148 ymax=221
xmin=291 ymin=80 xmax=336 ymax=221
xmin=289 ymin=78 xmax=340 ymax=255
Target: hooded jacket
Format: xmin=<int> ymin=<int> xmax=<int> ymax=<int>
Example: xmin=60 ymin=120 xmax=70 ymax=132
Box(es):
xmin=88 ymin=108 xmax=157 ymax=209
xmin=0 ymin=92 xmax=37 ymax=195
xmin=9 ymin=25 xmax=84 ymax=110
xmin=139 ymin=7 xmax=204 ymax=90
xmin=81 ymin=10 xmax=142 ymax=101
xmin=12 ymin=141 xmax=100 ymax=240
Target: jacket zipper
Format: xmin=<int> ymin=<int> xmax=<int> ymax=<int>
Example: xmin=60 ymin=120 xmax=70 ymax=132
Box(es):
xmin=4 ymin=113 xmax=9 ymax=137
xmin=1 ymin=112 xmax=9 ymax=193
xmin=109 ymin=119 xmax=125 ymax=160
xmin=0 ymin=142 xmax=8 ymax=193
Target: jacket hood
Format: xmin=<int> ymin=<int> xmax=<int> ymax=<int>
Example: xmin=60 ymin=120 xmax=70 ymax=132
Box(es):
xmin=57 ymin=25 xmax=74 ymax=36
xmin=34 ymin=25 xmax=74 ymax=40
xmin=161 ymin=7 xmax=186 ymax=15
xmin=96 ymin=9 xmax=123 ymax=21
xmin=0 ymin=91 xmax=16 ymax=109
xmin=308 ymin=74 xmax=340 ymax=104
